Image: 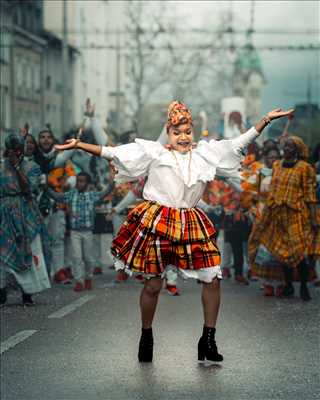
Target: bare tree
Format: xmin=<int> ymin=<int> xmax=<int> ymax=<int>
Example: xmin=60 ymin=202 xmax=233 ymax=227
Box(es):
xmin=124 ymin=2 xmax=238 ymax=136
xmin=124 ymin=1 xmax=173 ymax=133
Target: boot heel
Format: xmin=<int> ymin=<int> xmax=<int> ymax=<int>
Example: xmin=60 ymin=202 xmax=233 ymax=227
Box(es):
xmin=198 ymin=326 xmax=224 ymax=363
xmin=198 ymin=351 xmax=205 ymax=363
xmin=138 ymin=328 xmax=153 ymax=363
xmin=198 ymin=338 xmax=205 ymax=362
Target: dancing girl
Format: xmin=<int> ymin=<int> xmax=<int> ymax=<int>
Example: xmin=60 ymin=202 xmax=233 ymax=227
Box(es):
xmin=55 ymin=101 xmax=293 ymax=364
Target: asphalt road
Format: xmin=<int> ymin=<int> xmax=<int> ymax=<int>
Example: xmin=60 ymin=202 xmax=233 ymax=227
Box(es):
xmin=1 ymin=270 xmax=319 ymax=400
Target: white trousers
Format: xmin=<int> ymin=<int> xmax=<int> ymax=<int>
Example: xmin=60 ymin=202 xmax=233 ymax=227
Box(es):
xmin=70 ymin=230 xmax=95 ymax=282
xmin=46 ymin=209 xmax=66 ymax=277
xmin=64 ymin=234 xmax=73 ymax=269
xmin=92 ymin=233 xmax=114 ymax=270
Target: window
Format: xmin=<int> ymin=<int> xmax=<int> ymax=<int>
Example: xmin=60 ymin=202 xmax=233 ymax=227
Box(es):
xmin=13 ymin=9 xmax=22 ymax=26
xmin=15 ymin=56 xmax=24 ymax=96
xmin=33 ymin=63 xmax=41 ymax=95
xmin=26 ymin=63 xmax=32 ymax=97
xmin=22 ymin=58 xmax=28 ymax=98
xmin=0 ymin=30 xmax=10 ymax=63
xmin=0 ymin=85 xmax=10 ymax=129
xmin=46 ymin=75 xmax=51 ymax=90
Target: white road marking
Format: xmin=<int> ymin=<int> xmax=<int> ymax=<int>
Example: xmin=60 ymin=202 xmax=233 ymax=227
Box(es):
xmin=47 ymin=294 xmax=95 ymax=319
xmin=0 ymin=330 xmax=37 ymax=355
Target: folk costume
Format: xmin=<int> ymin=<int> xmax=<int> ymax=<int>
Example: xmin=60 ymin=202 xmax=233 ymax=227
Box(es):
xmin=0 ymin=135 xmax=51 ymax=306
xmin=248 ymin=136 xmax=318 ymax=299
xmin=100 ymin=102 xmax=261 ymax=283
xmin=55 ymin=102 xmax=294 ymax=363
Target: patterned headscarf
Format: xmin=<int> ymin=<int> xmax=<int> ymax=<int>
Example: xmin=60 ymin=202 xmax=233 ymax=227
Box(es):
xmin=290 ymin=135 xmax=309 ymax=161
xmin=5 ymin=133 xmax=25 ymax=152
xmin=167 ymin=101 xmax=193 ymax=131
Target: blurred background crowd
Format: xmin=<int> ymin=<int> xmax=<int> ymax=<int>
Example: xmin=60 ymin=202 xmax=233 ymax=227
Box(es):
xmin=0 ymin=0 xmax=319 ymax=305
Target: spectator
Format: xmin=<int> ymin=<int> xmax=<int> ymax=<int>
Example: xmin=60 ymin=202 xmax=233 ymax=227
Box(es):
xmin=38 ymin=128 xmax=76 ymax=284
xmin=46 ymin=171 xmax=114 ymax=291
xmin=0 ymin=134 xmax=51 ymax=307
xmin=248 ymin=136 xmax=318 ymax=301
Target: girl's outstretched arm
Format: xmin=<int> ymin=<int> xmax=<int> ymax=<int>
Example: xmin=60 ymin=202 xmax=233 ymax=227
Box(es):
xmin=254 ymin=108 xmax=295 ymax=133
xmin=55 ymin=139 xmax=105 ymax=158
xmin=232 ymin=108 xmax=295 ymax=151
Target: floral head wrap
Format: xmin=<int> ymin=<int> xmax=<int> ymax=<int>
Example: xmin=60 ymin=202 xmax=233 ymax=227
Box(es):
xmin=167 ymin=101 xmax=193 ymax=132
xmin=5 ymin=133 xmax=25 ymax=152
xmin=290 ymin=135 xmax=309 ymax=161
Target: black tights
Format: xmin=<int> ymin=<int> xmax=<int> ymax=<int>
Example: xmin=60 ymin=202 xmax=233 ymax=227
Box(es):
xmin=283 ymin=259 xmax=309 ymax=286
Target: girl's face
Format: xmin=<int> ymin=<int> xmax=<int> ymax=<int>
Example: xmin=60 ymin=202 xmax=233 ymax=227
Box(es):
xmin=25 ymin=135 xmax=36 ymax=156
xmin=167 ymin=123 xmax=193 ymax=154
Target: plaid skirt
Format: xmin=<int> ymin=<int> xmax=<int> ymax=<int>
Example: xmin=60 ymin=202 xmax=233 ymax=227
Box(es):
xmin=248 ymin=203 xmax=318 ymax=281
xmin=111 ymin=201 xmax=221 ymax=275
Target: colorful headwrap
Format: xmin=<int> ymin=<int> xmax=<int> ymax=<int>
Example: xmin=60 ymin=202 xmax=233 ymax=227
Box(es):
xmin=167 ymin=101 xmax=193 ymax=131
xmin=5 ymin=133 xmax=25 ymax=152
xmin=290 ymin=135 xmax=309 ymax=161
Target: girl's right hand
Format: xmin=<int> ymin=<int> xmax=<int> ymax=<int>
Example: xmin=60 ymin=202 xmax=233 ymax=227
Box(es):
xmin=54 ymin=139 xmax=79 ymax=151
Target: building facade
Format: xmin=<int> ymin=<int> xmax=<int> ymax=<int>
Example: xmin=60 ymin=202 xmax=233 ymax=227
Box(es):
xmin=1 ymin=0 xmax=46 ymax=134
xmin=0 ymin=0 xmax=13 ymax=133
xmin=1 ymin=0 xmax=128 ymax=137
xmin=42 ymin=31 xmax=78 ymax=136
xmin=43 ymin=0 xmax=127 ymax=132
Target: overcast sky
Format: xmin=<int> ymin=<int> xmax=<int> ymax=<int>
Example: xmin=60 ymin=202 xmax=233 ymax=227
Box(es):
xmin=166 ymin=0 xmax=320 ymax=112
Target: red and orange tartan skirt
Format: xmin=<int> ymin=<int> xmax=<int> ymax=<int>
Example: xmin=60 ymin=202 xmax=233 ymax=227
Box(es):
xmin=111 ymin=201 xmax=221 ymax=275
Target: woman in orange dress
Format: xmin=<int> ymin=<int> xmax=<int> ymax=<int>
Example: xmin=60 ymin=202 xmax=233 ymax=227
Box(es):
xmin=249 ymin=136 xmax=318 ymax=301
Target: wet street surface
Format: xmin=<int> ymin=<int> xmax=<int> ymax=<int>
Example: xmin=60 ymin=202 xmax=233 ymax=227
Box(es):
xmin=1 ymin=270 xmax=319 ymax=400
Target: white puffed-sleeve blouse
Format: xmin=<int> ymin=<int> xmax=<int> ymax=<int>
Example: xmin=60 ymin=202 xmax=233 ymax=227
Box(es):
xmin=101 ymin=127 xmax=260 ymax=208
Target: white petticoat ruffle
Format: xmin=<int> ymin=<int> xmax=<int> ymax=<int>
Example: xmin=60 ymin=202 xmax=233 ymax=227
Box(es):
xmin=114 ymin=258 xmax=223 ymax=283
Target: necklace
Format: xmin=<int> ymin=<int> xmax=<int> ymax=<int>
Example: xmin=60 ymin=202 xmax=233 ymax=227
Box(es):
xmin=171 ymin=149 xmax=192 ymax=186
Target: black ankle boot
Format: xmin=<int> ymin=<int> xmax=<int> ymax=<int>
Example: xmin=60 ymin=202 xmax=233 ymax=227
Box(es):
xmin=22 ymin=292 xmax=34 ymax=307
xmin=0 ymin=288 xmax=7 ymax=306
xmin=282 ymin=284 xmax=294 ymax=297
xmin=300 ymin=283 xmax=311 ymax=301
xmin=297 ymin=260 xmax=311 ymax=301
xmin=138 ymin=328 xmax=153 ymax=362
xmin=198 ymin=326 xmax=223 ymax=363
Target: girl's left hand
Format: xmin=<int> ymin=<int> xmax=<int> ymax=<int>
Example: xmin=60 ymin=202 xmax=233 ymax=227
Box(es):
xmin=267 ymin=108 xmax=295 ymax=121
xmin=55 ymin=138 xmax=79 ymax=151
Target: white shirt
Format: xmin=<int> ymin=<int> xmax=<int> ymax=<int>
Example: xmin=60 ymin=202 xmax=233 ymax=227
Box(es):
xmin=101 ymin=127 xmax=260 ymax=208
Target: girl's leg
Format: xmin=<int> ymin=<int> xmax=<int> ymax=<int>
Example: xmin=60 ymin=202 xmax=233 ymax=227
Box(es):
xmin=140 ymin=277 xmax=163 ymax=329
xmin=199 ymin=278 xmax=223 ymax=362
xmin=201 ymin=278 xmax=221 ymax=327
xmin=138 ymin=276 xmax=163 ymax=362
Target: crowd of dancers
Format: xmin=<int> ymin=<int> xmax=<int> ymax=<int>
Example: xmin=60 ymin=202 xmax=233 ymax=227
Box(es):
xmin=0 ymin=100 xmax=319 ymax=312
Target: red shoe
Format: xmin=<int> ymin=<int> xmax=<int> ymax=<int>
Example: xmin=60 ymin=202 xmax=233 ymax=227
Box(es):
xmin=73 ymin=281 xmax=84 ymax=292
xmin=64 ymin=267 xmax=74 ymax=279
xmin=235 ymin=275 xmax=249 ymax=285
xmin=222 ymin=267 xmax=231 ymax=279
xmin=93 ymin=267 xmax=103 ymax=275
xmin=54 ymin=269 xmax=68 ymax=283
xmin=275 ymin=284 xmax=285 ymax=297
xmin=263 ymin=283 xmax=275 ymax=297
xmin=248 ymin=270 xmax=259 ymax=281
xmin=84 ymin=279 xmax=93 ymax=290
xmin=116 ymin=270 xmax=128 ymax=282
xmin=166 ymin=285 xmax=180 ymax=296
xmin=135 ymin=274 xmax=144 ymax=282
